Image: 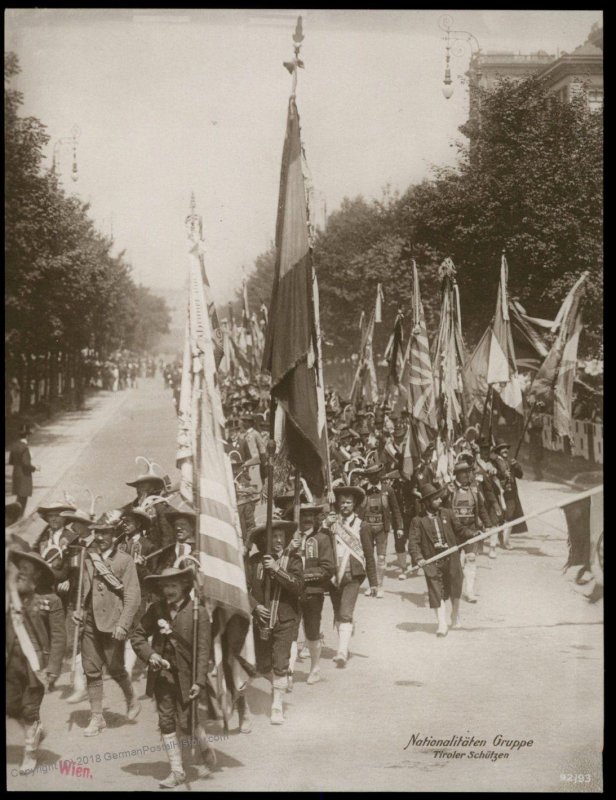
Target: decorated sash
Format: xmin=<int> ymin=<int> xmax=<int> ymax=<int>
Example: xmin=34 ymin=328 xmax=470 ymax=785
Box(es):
xmin=331 ymin=516 xmax=366 ymax=586
xmin=88 ymin=551 xmax=123 ymax=590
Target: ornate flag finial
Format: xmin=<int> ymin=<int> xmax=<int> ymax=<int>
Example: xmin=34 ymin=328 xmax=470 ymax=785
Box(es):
xmin=283 ymin=15 xmax=305 ymax=92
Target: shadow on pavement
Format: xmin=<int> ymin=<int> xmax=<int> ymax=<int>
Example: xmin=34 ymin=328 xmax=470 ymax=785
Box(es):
xmin=6 ymin=744 xmax=61 ymax=767
xmin=397 ymin=590 xmax=428 ymax=608
xmin=396 ymin=622 xmax=437 ymax=635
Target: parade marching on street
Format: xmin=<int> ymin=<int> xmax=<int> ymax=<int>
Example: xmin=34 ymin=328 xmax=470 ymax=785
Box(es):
xmin=5 ymin=378 xmax=604 ymax=792
xmin=5 ymin=9 xmax=603 ymax=795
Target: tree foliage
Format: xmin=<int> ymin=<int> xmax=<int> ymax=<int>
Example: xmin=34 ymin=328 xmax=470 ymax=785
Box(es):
xmin=244 ymin=74 xmax=602 ymax=360
xmin=5 ymin=53 xmax=170 ymax=364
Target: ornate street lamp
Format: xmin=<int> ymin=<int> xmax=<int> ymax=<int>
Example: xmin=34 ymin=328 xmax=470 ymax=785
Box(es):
xmin=438 ymin=15 xmax=480 ymax=100
xmin=51 ymin=124 xmax=81 ymax=182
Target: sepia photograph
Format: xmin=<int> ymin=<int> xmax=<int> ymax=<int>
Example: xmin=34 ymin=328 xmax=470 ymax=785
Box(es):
xmin=5 ymin=8 xmax=603 ymax=792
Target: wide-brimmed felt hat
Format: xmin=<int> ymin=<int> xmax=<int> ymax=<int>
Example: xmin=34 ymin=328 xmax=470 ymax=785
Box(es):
xmin=6 ymin=501 xmax=23 ymax=527
xmin=360 ymin=463 xmax=384 ymax=478
xmin=37 ymin=500 xmax=76 ymax=518
xmin=453 ymin=459 xmax=474 ymax=474
xmin=248 ymin=520 xmax=297 ymax=550
xmin=89 ymin=509 xmax=123 ymax=531
xmin=417 ymin=483 xmax=448 ymax=503
xmin=492 ymin=440 xmax=510 ymax=453
xmin=120 ymin=506 xmax=152 ymax=529
xmin=332 ymin=485 xmax=366 ymax=507
xmin=282 ymin=502 xmax=325 ymax=521
xmin=60 ymin=509 xmax=93 ymax=525
xmin=143 ymin=566 xmax=194 ymax=590
xmin=126 ymin=474 xmax=166 ymax=490
xmin=165 ymin=505 xmax=197 ymax=525
xmin=9 ymin=547 xmax=56 ymax=584
xmin=19 ymin=424 xmax=32 ymax=437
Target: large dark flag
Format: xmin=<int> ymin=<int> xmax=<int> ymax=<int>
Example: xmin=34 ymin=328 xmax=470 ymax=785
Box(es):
xmin=262 ymin=97 xmax=326 ymax=495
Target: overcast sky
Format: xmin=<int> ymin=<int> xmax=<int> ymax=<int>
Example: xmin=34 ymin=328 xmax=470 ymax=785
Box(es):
xmin=5 ymin=8 xmax=602 ymax=303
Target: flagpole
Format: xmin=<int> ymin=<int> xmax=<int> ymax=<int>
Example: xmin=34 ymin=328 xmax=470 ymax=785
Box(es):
xmin=407 ymin=485 xmax=603 ymax=574
xmin=263 ymin=395 xmax=277 ymax=612
xmin=479 ymin=385 xmax=492 ymax=441
xmin=514 ymin=399 xmax=539 ymax=460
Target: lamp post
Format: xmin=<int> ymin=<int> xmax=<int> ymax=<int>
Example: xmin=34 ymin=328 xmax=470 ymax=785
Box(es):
xmin=438 ymin=15 xmax=480 ymax=100
xmin=51 ymin=125 xmax=81 ymax=183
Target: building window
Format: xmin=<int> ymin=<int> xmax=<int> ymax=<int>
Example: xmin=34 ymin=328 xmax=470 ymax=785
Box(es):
xmin=588 ymin=89 xmax=603 ymax=113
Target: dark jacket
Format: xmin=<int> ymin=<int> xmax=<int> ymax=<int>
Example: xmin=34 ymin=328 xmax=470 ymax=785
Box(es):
xmin=130 ymin=597 xmax=211 ymax=707
xmin=408 ymin=508 xmax=472 ymax=577
xmin=6 ymin=591 xmax=66 ymax=682
xmin=9 ymin=440 xmax=35 ymax=497
xmin=302 ymin=528 xmax=336 ymax=595
xmin=246 ymin=551 xmax=303 ymax=623
xmin=491 ymin=455 xmax=527 ymax=533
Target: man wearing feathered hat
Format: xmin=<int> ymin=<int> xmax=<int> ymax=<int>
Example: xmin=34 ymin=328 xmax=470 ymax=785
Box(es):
xmin=6 ymin=544 xmax=66 ymax=774
xmin=408 ymin=483 xmax=473 ymax=636
xmin=130 ymin=566 xmax=215 ymax=788
xmin=70 ymin=512 xmax=142 ymax=736
xmin=245 ymin=519 xmax=303 ymax=724
xmin=322 ymin=486 xmax=377 ymax=667
xmin=358 ymin=462 xmax=403 ymax=598
xmin=123 ymin=458 xmax=174 ymax=547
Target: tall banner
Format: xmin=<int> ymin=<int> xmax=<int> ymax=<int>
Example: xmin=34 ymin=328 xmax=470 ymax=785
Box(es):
xmin=262 ymin=96 xmax=327 ymax=495
xmin=178 ymin=199 xmax=255 ymax=727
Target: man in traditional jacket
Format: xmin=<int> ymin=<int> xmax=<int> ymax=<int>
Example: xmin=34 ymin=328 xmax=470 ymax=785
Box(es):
xmin=358 ymin=463 xmax=403 ymax=598
xmin=130 ymin=566 xmax=215 ymax=788
xmin=446 ymin=460 xmax=491 ymax=603
xmin=245 ymin=520 xmax=303 ymax=724
xmin=7 ymin=546 xmax=66 ymax=774
xmin=323 ymin=486 xmax=377 ymax=667
xmin=408 ymin=483 xmax=473 ymax=636
xmin=71 ymin=515 xmax=141 ymax=736
xmin=491 ymin=440 xmax=527 ymax=549
xmin=286 ymin=503 xmax=335 ymax=688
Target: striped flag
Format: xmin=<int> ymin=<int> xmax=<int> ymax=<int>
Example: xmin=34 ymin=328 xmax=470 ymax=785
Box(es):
xmin=486 ymin=254 xmax=523 ymax=414
xmin=409 ymin=261 xmax=438 ymax=432
xmin=177 ymin=203 xmax=255 ymax=729
xmin=262 ymin=95 xmax=327 ymax=495
xmin=433 ymin=258 xmax=467 ymax=435
xmin=529 ymin=272 xmax=588 ymax=439
xmin=350 ymin=289 xmax=380 ymax=409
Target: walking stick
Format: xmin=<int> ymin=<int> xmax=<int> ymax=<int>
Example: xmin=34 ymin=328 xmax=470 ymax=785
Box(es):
xmin=70 ymin=545 xmax=86 ymax=685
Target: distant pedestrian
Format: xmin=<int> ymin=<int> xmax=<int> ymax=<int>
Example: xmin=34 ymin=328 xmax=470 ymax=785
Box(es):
xmin=10 ymin=377 xmax=21 ymax=416
xmin=9 ymin=425 xmax=37 ymax=517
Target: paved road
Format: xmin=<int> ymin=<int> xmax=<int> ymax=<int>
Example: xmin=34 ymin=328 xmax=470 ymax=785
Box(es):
xmin=6 ymin=379 xmax=603 ymax=792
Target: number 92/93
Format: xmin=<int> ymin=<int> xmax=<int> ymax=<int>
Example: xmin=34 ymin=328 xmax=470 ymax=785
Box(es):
xmin=560 ymin=774 xmax=592 ymax=783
